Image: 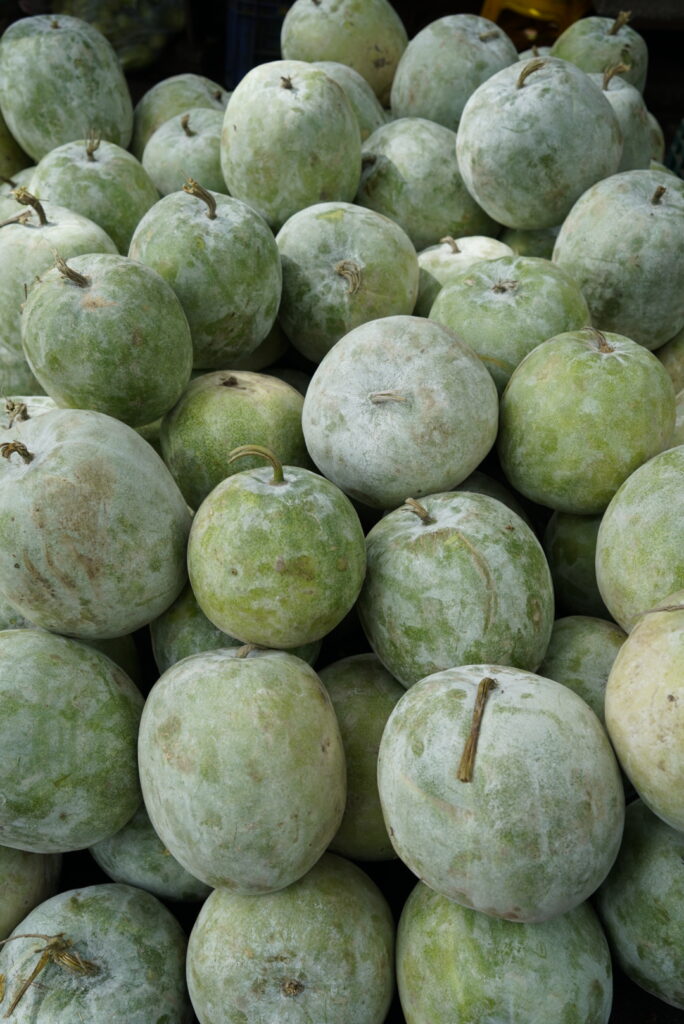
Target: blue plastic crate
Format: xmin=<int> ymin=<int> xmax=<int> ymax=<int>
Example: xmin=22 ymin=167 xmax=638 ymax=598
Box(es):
xmin=225 ymin=0 xmax=290 ymax=89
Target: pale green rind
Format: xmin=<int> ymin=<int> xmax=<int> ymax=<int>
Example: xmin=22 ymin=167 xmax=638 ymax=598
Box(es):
xmin=552 ymin=169 xmax=684 ymax=350
xmin=456 ymin=57 xmax=622 ymax=230
xmin=0 ymin=408 xmax=191 ymax=639
xmin=542 ymin=511 xmax=610 ymax=618
xmin=312 ymin=61 xmax=387 ymax=141
xmin=187 ymin=464 xmax=366 ymax=648
xmin=160 ymin=369 xmax=310 ymax=510
xmin=604 ymin=596 xmax=684 ymax=830
xmin=538 ymin=615 xmax=626 ymax=725
xmin=0 ymin=14 xmax=133 ymax=161
xmin=138 ymin=650 xmax=346 ymax=891
xmin=595 ymin=446 xmax=684 ymax=630
xmin=390 ymin=14 xmax=517 ymax=131
xmin=357 ymin=491 xmax=554 ymax=687
xmin=280 ymin=0 xmax=408 ymax=104
xmin=672 ymin=388 xmax=684 ymax=447
xmin=658 ymin=325 xmax=684 ymax=392
xmin=0 ymin=628 xmax=143 ymax=852
xmin=588 ymin=73 xmax=652 ymax=172
xmin=90 ymin=803 xmax=211 ymax=903
xmin=378 ymin=664 xmax=625 ymax=921
xmin=29 ymin=139 xmax=159 ymax=254
xmin=648 ymin=111 xmax=666 ymax=161
xmin=497 ymin=329 xmax=676 ymax=513
xmin=220 ymin=61 xmax=362 ymax=232
xmin=0 ymin=109 xmax=29 ymax=179
xmin=301 ymin=315 xmax=499 ymax=509
xmin=131 ymin=72 xmax=229 ymax=161
xmin=21 ymin=252 xmax=193 ymax=427
xmin=429 ymin=255 xmax=590 ymax=394
xmin=550 ymin=15 xmax=648 ymax=92
xmin=0 ymin=846 xmax=61 ymax=940
xmin=0 ymin=883 xmax=192 ymax=1022
xmin=276 ymin=201 xmax=419 ymax=363
xmin=142 ymin=108 xmax=226 ymax=197
xmin=0 ymin=164 xmax=34 ymax=198
xmin=397 ymin=883 xmax=612 ymax=1024
xmin=414 ymin=235 xmax=512 ymax=318
xmin=186 ymin=853 xmax=395 ymax=1024
xmin=357 ymin=117 xmax=498 ymax=250
xmin=596 ymin=801 xmax=684 ymax=1009
xmin=320 ymin=653 xmax=404 ymax=861
xmin=128 ymin=189 xmax=282 ymax=369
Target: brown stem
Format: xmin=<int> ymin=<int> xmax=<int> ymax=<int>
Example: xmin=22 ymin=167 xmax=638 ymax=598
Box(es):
xmin=404 ymin=497 xmax=435 ymax=525
xmin=11 ymin=188 xmax=48 ymax=226
xmin=183 ymin=178 xmax=217 ymax=219
xmin=335 ymin=260 xmax=362 ymax=295
xmin=282 ymin=979 xmax=305 ymax=996
xmin=281 ymin=75 xmax=294 ymax=90
xmin=227 ymin=444 xmax=284 ymax=484
xmin=609 ymin=10 xmax=631 ymax=35
xmin=220 ymin=375 xmax=247 ymax=389
xmin=0 ymin=933 xmax=97 ymax=1018
xmin=85 ymin=129 xmax=101 ymax=161
xmin=235 ymin=643 xmax=261 ymax=657
xmin=0 ymin=211 xmax=30 ymax=229
xmin=602 ymin=62 xmax=630 ymax=89
xmin=531 ymin=43 xmax=539 ymax=56
xmin=517 ymin=58 xmax=546 ymax=88
xmin=479 ymin=29 xmax=499 ymax=41
xmin=492 ymin=279 xmax=518 ymax=294
xmin=652 ymin=185 xmax=666 ymax=205
xmin=212 ymin=89 xmax=224 ymax=102
xmin=55 ymin=255 xmax=89 ymax=287
xmin=440 ymin=236 xmax=460 ymax=253
xmin=585 ymin=326 xmax=614 ymax=353
xmin=4 ymin=400 xmax=29 ymax=428
xmin=369 ymin=391 xmax=407 ymax=404
xmin=0 ymin=441 xmax=33 ymax=464
xmin=457 ymin=677 xmax=497 ymax=783
xmin=180 ymin=113 xmax=196 ymax=137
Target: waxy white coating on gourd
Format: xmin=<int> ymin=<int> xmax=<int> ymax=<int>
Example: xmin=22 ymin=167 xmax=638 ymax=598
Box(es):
xmin=90 ymin=803 xmax=211 ymax=903
xmin=161 ymin=369 xmax=310 ymax=509
xmin=0 ymin=199 xmax=116 ymax=396
xmin=128 ymin=188 xmax=282 ymax=369
xmin=390 ymin=14 xmax=517 ymax=131
xmin=0 ymin=883 xmax=192 ymax=1022
xmin=397 ymin=883 xmax=612 ymax=1024
xmin=0 ymin=109 xmax=27 ymax=179
xmin=429 ymin=255 xmax=590 ymax=394
xmin=276 ymin=202 xmax=419 ymax=363
xmin=595 ymin=446 xmax=684 ymax=630
xmin=0 ymin=14 xmax=133 ymax=161
xmin=138 ymin=649 xmax=346 ymax=891
xmin=29 ymin=138 xmax=159 ymax=253
xmin=604 ymin=594 xmax=684 ymax=831
xmin=538 ymin=615 xmax=626 ymax=726
xmin=188 ymin=462 xmax=366 ymax=648
xmin=550 ymin=14 xmax=648 ymax=93
xmin=498 ymin=329 xmax=676 ymax=514
xmin=357 ymin=117 xmax=498 ymax=250
xmin=280 ymin=0 xmax=408 ymax=104
xmin=301 ymin=315 xmax=498 ymax=509
xmin=131 ymin=72 xmax=229 ymax=160
xmin=596 ymin=800 xmax=684 ymax=1009
xmin=553 ymin=169 xmax=684 ymax=350
xmin=186 ymin=853 xmax=394 ymax=1024
xmin=0 ymin=846 xmax=61 ymax=940
xmin=414 ymin=234 xmax=512 ymax=317
xmin=0 ymin=629 xmax=143 ymax=852
xmin=588 ymin=72 xmax=652 ymax=172
xmin=312 ymin=61 xmax=387 ymax=141
xmin=319 ymin=653 xmax=404 ymax=861
xmin=142 ymin=108 xmax=225 ymax=197
xmin=543 ymin=511 xmax=608 ymax=618
xmin=456 ymin=57 xmax=622 ymax=230
xmin=149 ymin=584 xmax=321 ymax=675
xmin=0 ymin=408 xmax=191 ymax=639
xmin=21 ymin=253 xmax=193 ymax=427
xmin=378 ymin=664 xmax=625 ymax=921
xmin=357 ymin=491 xmax=554 ymax=687
xmin=220 ymin=61 xmax=362 ymax=231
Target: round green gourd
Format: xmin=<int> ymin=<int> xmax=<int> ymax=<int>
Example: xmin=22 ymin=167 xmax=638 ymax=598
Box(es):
xmin=0 ymin=846 xmax=61 ymax=940
xmin=142 ymin=107 xmax=225 ymax=197
xmin=0 ymin=109 xmax=28 ymax=180
xmin=311 ymin=61 xmax=387 ymax=141
xmin=550 ymin=12 xmax=648 ymax=93
xmin=414 ymin=234 xmax=512 ymax=318
xmin=589 ymin=69 xmax=652 ymax=172
xmin=542 ymin=511 xmax=609 ymax=618
xmin=131 ymin=71 xmax=229 ymax=160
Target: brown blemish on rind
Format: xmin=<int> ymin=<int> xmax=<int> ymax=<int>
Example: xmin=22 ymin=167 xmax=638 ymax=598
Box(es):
xmin=0 ymin=441 xmax=33 ymax=464
xmin=282 ymin=979 xmax=305 ymax=997
xmin=651 ymin=185 xmax=666 ymax=206
xmin=334 ymin=260 xmax=362 ymax=295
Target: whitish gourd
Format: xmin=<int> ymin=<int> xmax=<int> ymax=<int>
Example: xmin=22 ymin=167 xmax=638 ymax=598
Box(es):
xmin=131 ymin=71 xmax=229 ymax=159
xmin=543 ymin=511 xmax=609 ymax=618
xmin=589 ymin=67 xmax=651 ymax=172
xmin=312 ymin=61 xmax=387 ymax=140
xmin=550 ymin=11 xmax=648 ymax=93
xmin=0 ymin=846 xmax=61 ymax=940
xmin=414 ymin=234 xmax=512 ymax=317
xmin=142 ymin=108 xmax=225 ymax=197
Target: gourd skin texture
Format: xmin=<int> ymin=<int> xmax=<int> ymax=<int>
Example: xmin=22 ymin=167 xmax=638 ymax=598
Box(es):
xmin=138 ymin=650 xmax=346 ymax=891
xmin=390 ymin=15 xmax=518 ymax=131
xmin=552 ymin=170 xmax=684 ymax=350
xmin=0 ymin=109 xmax=28 ymax=178
xmin=29 ymin=139 xmax=160 ymax=254
xmin=357 ymin=491 xmax=554 ymax=688
xmin=588 ymin=73 xmax=652 ymax=172
xmin=542 ymin=511 xmax=609 ymax=618
xmin=311 ymin=61 xmax=387 ymax=141
xmin=497 ymin=329 xmax=676 ymax=514
xmin=142 ymin=108 xmax=226 ymax=197
xmin=220 ymin=61 xmax=362 ymax=232
xmin=0 ymin=845 xmax=61 ymax=939
xmin=604 ymin=596 xmax=684 ymax=831
xmin=0 ymin=409 xmax=191 ymax=639
xmin=0 ymin=883 xmax=192 ymax=1022
xmin=276 ymin=201 xmax=419 ymax=364
xmin=128 ymin=189 xmax=282 ymax=369
xmin=0 ymin=629 xmax=143 ymax=853
xmin=21 ymin=253 xmax=193 ymax=427
xmin=397 ymin=883 xmax=612 ymax=1024
xmin=414 ymin=235 xmax=513 ymax=318
xmin=187 ymin=464 xmax=366 ymax=648
xmin=550 ymin=15 xmax=648 ymax=93
xmin=186 ymin=853 xmax=395 ymax=1024
xmin=378 ymin=664 xmax=625 ymax=922
xmin=301 ymin=315 xmax=499 ymax=510
xmin=357 ymin=117 xmax=498 ymax=250
xmin=0 ymin=15 xmax=133 ymax=161
xmin=280 ymin=0 xmax=408 ymax=105
xmin=596 ymin=801 xmax=684 ymax=1009
xmin=131 ymin=72 xmax=229 ymax=160
xmin=456 ymin=57 xmax=622 ymax=230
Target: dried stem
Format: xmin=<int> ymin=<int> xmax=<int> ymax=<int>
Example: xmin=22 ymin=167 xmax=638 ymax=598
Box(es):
xmin=369 ymin=391 xmax=407 ymax=404
xmin=55 ymin=254 xmax=89 ymax=287
xmin=404 ymin=497 xmax=435 ymax=525
xmin=602 ymin=62 xmax=630 ymax=89
xmin=585 ymin=326 xmax=614 ymax=353
xmin=4 ymin=400 xmax=29 ymax=428
xmin=0 ymin=441 xmax=33 ymax=465
xmin=652 ymin=185 xmax=666 ymax=205
xmin=0 ymin=933 xmax=98 ymax=1018
xmin=180 ymin=113 xmax=196 ymax=137
xmin=335 ymin=260 xmax=362 ymax=295
xmin=85 ymin=129 xmax=101 ymax=161
xmin=440 ymin=236 xmax=460 ymax=253
xmin=11 ymin=188 xmax=48 ymax=226
xmin=227 ymin=444 xmax=284 ymax=484
xmin=457 ymin=677 xmax=497 ymax=783
xmin=517 ymin=58 xmax=546 ymax=88
xmin=609 ymin=10 xmax=631 ymax=35
xmin=183 ymin=177 xmax=217 ymax=219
